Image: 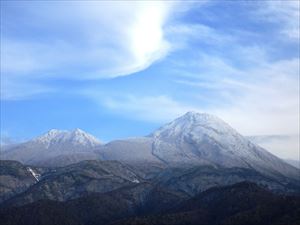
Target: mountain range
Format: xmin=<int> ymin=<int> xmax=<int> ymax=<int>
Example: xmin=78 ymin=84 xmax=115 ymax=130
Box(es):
xmin=2 ymin=112 xmax=299 ymax=179
xmin=1 ymin=112 xmax=299 ymax=225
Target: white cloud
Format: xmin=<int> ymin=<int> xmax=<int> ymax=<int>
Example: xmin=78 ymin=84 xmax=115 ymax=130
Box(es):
xmin=87 ymin=94 xmax=200 ymax=123
xmin=1 ymin=76 xmax=55 ymax=100
xmin=166 ymin=23 xmax=235 ymax=50
xmin=170 ymin=53 xmax=299 ymax=135
xmin=0 ymin=135 xmax=17 ymax=146
xmin=215 ymin=60 xmax=299 ymax=135
xmin=0 ymin=129 xmax=21 ymax=146
xmin=256 ymin=0 xmax=300 ymax=39
xmin=1 ymin=1 xmax=179 ymax=99
xmin=248 ymin=135 xmax=299 ymax=160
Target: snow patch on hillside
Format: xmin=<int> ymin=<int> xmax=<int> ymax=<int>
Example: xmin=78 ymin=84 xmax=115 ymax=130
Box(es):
xmin=27 ymin=167 xmax=40 ymax=182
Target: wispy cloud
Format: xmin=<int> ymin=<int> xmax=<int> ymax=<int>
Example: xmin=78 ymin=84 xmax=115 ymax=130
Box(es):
xmin=171 ymin=53 xmax=299 ymax=136
xmin=256 ymin=0 xmax=299 ymax=40
xmin=86 ymin=93 xmax=200 ymax=123
xmin=0 ymin=130 xmax=21 ymax=146
xmin=1 ymin=76 xmax=55 ymax=100
xmin=248 ymin=135 xmax=299 ymax=160
xmin=1 ymin=1 xmax=183 ymax=99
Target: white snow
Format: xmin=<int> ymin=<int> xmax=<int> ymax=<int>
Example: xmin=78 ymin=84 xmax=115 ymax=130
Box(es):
xmin=33 ymin=128 xmax=102 ymax=148
xmin=132 ymin=179 xmax=140 ymax=183
xmin=27 ymin=167 xmax=40 ymax=182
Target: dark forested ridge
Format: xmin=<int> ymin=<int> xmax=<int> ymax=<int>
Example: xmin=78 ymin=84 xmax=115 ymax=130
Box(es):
xmin=0 ymin=182 xmax=299 ymax=225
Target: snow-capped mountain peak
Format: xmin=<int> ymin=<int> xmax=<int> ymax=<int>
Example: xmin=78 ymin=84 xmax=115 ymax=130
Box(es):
xmin=2 ymin=129 xmax=102 ymax=166
xmin=151 ymin=111 xmax=237 ymax=139
xmin=181 ymin=111 xmax=225 ymax=124
xmin=150 ymin=112 xmax=247 ymax=160
xmin=34 ymin=129 xmax=68 ymax=144
xmin=178 ymin=112 xmax=231 ymax=129
xmin=72 ymin=128 xmax=85 ymax=134
xmin=68 ymin=128 xmax=101 ymax=146
xmin=33 ymin=128 xmax=101 ymax=148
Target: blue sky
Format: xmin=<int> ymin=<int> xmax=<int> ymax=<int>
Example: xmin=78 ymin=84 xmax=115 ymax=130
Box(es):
xmin=1 ymin=1 xmax=299 ymax=158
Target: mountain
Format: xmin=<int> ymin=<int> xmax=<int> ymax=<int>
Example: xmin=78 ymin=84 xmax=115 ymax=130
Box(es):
xmin=1 ymin=182 xmax=299 ymax=225
xmin=285 ymin=159 xmax=300 ymax=169
xmin=34 ymin=128 xmax=101 ymax=148
xmin=0 ymin=183 xmax=187 ymax=225
xmin=3 ymin=160 xmax=144 ymax=207
xmin=100 ymin=112 xmax=299 ymax=180
xmin=150 ymin=112 xmax=299 ymax=178
xmin=100 ymin=137 xmax=160 ymax=163
xmin=152 ymin=165 xmax=300 ymax=196
xmin=1 ymin=129 xmax=101 ymax=166
xmin=112 ymin=182 xmax=300 ymax=225
xmin=2 ymin=159 xmax=298 ymax=208
xmin=0 ymin=161 xmax=38 ymax=203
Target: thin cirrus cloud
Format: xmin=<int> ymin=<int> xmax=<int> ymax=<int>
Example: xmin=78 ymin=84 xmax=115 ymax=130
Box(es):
xmin=256 ymin=0 xmax=300 ymax=40
xmin=87 ymin=94 xmax=200 ymax=123
xmin=1 ymin=1 xmax=182 ymax=99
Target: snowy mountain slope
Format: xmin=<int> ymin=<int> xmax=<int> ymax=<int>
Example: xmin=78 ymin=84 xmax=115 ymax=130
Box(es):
xmin=153 ymin=165 xmax=300 ymax=196
xmin=284 ymin=159 xmax=300 ymax=169
xmin=100 ymin=112 xmax=299 ymax=180
xmin=149 ymin=112 xmax=299 ymax=179
xmin=1 ymin=129 xmax=101 ymax=165
xmin=99 ymin=137 xmax=160 ymax=163
xmin=151 ymin=112 xmax=265 ymax=164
